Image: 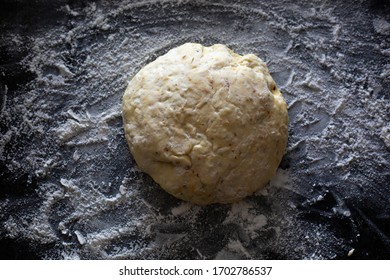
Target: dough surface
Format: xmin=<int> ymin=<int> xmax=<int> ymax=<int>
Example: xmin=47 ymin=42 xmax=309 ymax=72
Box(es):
xmin=122 ymin=43 xmax=288 ymax=205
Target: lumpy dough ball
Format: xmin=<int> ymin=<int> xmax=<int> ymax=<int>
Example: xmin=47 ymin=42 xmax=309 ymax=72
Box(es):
xmin=122 ymin=43 xmax=288 ymax=205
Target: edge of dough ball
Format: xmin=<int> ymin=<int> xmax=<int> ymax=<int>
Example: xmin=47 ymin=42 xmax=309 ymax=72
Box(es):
xmin=122 ymin=42 xmax=288 ymax=205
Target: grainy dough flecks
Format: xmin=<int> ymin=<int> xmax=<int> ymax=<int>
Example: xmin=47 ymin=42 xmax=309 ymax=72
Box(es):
xmin=122 ymin=43 xmax=288 ymax=205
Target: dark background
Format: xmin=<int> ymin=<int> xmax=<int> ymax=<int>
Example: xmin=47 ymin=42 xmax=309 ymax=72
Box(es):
xmin=1 ymin=0 xmax=389 ymax=259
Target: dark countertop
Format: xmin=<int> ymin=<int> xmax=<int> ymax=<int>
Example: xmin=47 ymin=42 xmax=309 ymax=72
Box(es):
xmin=0 ymin=0 xmax=389 ymax=259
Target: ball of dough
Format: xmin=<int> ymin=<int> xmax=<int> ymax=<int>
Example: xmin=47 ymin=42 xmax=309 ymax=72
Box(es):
xmin=122 ymin=43 xmax=288 ymax=205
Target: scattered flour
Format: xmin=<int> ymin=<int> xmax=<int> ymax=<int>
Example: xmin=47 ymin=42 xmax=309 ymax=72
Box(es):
xmin=224 ymin=201 xmax=268 ymax=239
xmin=373 ymin=18 xmax=390 ymax=35
xmin=0 ymin=0 xmax=389 ymax=260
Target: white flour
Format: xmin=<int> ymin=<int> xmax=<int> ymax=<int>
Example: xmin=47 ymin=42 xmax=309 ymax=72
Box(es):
xmin=0 ymin=0 xmax=389 ymax=259
xmin=373 ymin=18 xmax=390 ymax=35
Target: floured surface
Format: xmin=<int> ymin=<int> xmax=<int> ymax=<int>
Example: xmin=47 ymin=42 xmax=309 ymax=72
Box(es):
xmin=0 ymin=0 xmax=389 ymax=259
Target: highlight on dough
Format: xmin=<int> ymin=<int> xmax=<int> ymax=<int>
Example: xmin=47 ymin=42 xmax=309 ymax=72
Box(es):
xmin=122 ymin=43 xmax=288 ymax=205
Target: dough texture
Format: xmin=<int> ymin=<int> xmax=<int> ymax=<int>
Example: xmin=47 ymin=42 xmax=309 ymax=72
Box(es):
xmin=122 ymin=43 xmax=288 ymax=205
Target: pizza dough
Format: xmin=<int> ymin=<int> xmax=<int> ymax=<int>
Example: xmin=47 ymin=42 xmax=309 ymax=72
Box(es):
xmin=122 ymin=43 xmax=288 ymax=205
